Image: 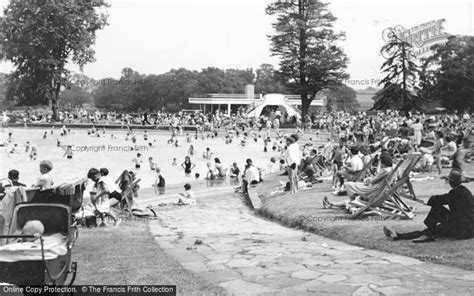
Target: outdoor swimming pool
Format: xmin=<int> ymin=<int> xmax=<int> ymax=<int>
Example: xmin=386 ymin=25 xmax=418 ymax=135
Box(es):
xmin=1 ymin=127 xmax=282 ymax=189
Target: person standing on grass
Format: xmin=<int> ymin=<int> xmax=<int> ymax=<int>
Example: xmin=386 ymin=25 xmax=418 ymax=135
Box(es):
xmin=411 ymin=118 xmax=423 ymax=146
xmin=383 ymin=169 xmax=474 ymax=243
xmin=433 ymin=131 xmax=445 ymax=175
xmin=285 ymin=135 xmax=300 ymax=194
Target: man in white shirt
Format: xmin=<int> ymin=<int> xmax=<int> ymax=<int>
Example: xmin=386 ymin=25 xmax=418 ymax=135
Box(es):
xmin=285 ymin=135 xmax=301 ymax=194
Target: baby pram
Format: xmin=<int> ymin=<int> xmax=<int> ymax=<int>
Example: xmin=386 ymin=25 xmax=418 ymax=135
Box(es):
xmin=0 ymin=203 xmax=78 ymax=285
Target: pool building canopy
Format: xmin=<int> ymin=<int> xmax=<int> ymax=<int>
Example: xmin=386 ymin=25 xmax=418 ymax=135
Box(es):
xmin=188 ymin=93 xmax=324 ymax=118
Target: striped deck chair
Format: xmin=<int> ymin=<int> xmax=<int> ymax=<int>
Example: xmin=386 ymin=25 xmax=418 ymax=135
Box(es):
xmin=349 ymin=155 xmax=424 ymax=219
xmin=55 ymin=177 xmax=88 ymax=212
xmin=348 ymin=159 xmax=405 ymax=219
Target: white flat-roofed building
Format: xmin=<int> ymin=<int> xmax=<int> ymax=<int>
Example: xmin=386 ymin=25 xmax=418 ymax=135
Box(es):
xmin=188 ymin=93 xmax=324 ymax=118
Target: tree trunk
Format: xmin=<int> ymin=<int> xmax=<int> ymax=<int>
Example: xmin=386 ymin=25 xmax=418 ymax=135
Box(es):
xmin=51 ymin=99 xmax=59 ymax=121
xmin=52 ymin=83 xmax=61 ymax=121
xmin=301 ymin=91 xmax=312 ymax=116
xmin=401 ymin=43 xmax=407 ymax=110
xmin=298 ymin=0 xmax=308 ymax=116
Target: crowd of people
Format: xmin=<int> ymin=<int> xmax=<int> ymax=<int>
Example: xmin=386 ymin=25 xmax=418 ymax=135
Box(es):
xmin=2 ymin=107 xmax=474 ymax=241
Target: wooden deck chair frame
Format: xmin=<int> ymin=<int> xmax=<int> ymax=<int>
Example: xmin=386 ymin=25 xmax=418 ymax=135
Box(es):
xmin=396 ymin=155 xmax=422 ymax=202
xmin=115 ymin=172 xmax=141 ymax=216
xmin=122 ymin=178 xmax=140 ymax=212
xmin=348 ymin=159 xmax=405 ymax=219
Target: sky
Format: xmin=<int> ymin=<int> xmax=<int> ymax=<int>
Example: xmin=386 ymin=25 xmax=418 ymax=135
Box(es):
xmin=0 ymin=0 xmax=473 ymax=89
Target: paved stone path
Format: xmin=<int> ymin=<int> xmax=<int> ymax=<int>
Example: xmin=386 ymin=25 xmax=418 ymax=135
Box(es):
xmin=148 ymin=187 xmax=474 ymax=295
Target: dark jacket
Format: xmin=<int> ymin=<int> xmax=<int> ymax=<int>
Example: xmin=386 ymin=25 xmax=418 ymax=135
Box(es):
xmin=428 ymin=185 xmax=474 ymax=239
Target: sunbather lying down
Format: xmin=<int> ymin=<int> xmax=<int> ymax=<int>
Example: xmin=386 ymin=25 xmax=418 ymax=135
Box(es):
xmin=322 ymin=196 xmax=381 ymax=217
xmin=271 ymin=180 xmax=313 ymax=195
xmin=10 ymin=220 xmax=44 ymax=244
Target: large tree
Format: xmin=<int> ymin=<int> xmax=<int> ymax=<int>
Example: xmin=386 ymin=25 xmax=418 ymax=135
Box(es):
xmin=266 ymin=0 xmax=349 ymax=115
xmin=373 ymin=31 xmax=421 ymax=112
xmin=60 ymin=85 xmax=91 ymax=109
xmin=419 ymin=36 xmax=474 ymax=111
xmin=0 ymin=0 xmax=109 ymax=119
xmin=255 ymin=63 xmax=287 ymax=95
xmin=324 ymin=84 xmax=359 ymax=112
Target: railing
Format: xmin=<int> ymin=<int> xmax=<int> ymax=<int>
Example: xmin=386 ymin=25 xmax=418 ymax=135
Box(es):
xmin=190 ymin=94 xmax=262 ymax=100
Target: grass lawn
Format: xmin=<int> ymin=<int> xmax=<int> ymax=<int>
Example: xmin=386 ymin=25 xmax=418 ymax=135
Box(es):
xmin=73 ymin=220 xmax=225 ymax=295
xmin=257 ymin=166 xmax=474 ymax=271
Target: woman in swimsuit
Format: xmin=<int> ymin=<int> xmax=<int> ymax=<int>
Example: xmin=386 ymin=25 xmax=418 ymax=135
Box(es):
xmin=181 ymin=156 xmax=196 ymax=176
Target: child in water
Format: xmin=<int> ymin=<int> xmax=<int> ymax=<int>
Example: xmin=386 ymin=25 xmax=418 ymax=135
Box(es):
xmin=154 ymin=167 xmax=166 ymax=195
xmin=188 ymin=145 xmax=195 ymax=156
xmin=148 ymin=157 xmax=157 ymax=170
xmin=63 ymin=145 xmax=73 ymax=159
xmin=132 ymin=153 xmax=143 ymax=169
xmin=29 ymin=145 xmax=38 ymax=160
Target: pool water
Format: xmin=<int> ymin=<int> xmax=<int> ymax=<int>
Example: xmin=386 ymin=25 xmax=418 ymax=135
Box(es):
xmin=1 ymin=128 xmax=282 ymax=190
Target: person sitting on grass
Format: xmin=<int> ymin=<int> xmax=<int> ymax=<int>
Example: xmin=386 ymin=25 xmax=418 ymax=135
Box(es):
xmin=383 ymin=168 xmax=474 ymax=243
xmin=87 ymin=168 xmax=119 ymax=227
xmin=324 ymin=153 xmax=395 ymax=212
xmin=175 ymin=183 xmax=196 ymax=205
xmin=298 ymin=148 xmax=322 ymax=183
xmin=418 ymin=148 xmax=434 ymax=173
